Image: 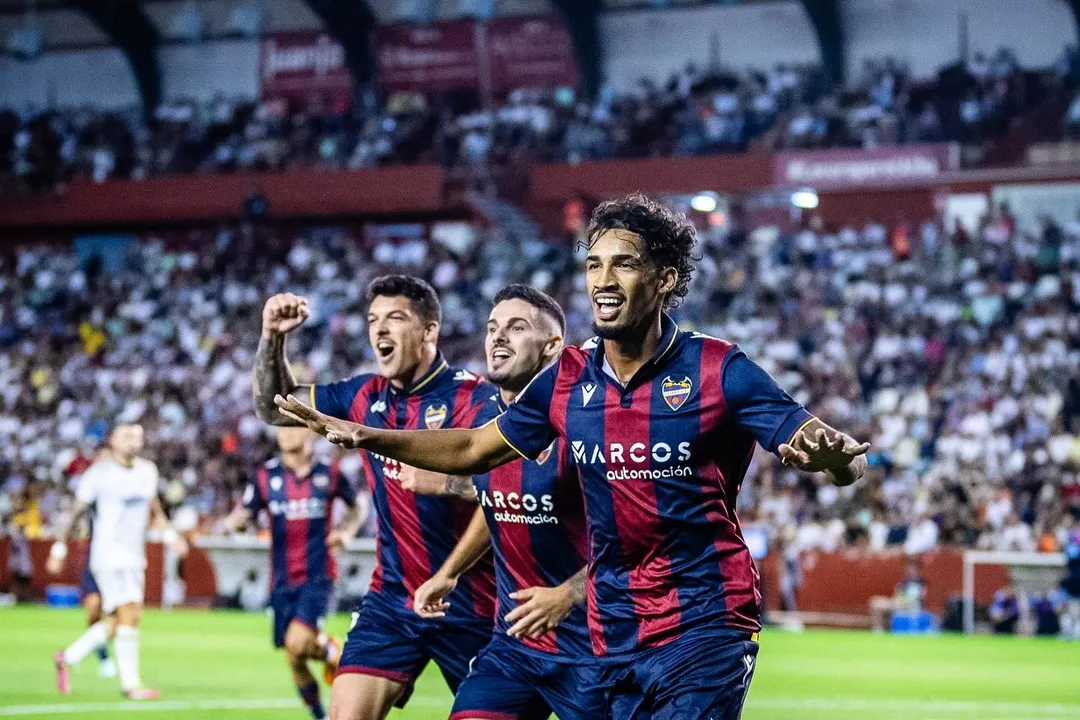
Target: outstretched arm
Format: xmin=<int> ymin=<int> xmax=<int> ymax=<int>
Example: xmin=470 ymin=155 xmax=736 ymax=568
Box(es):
xmin=778 ymin=419 xmax=869 ymax=487
xmin=253 ymin=294 xmax=312 ymax=425
xmin=275 ymin=395 xmax=520 ymax=475
xmin=45 ymin=498 xmax=91 ymax=576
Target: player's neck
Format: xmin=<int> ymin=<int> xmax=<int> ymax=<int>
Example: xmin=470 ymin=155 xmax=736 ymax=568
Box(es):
xmin=388 ymin=345 xmax=438 ymax=390
xmin=498 ymin=387 xmax=518 ymax=406
xmin=109 ymin=451 xmax=136 ymax=468
xmin=602 ymin=312 xmax=664 ymax=385
xmin=284 ymin=458 xmax=314 ymax=477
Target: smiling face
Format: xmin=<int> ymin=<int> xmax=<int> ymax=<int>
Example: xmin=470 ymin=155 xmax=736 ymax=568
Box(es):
xmin=367 ymin=294 xmax=438 ymax=384
xmin=585 ymin=229 xmax=678 ymax=340
xmin=484 ymin=298 xmax=562 ymax=394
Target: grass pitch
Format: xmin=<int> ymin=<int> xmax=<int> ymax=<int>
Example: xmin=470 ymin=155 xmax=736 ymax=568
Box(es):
xmin=0 ymin=605 xmax=1077 ymax=719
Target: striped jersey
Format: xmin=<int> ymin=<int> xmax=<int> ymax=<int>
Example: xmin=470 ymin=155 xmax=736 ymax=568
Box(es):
xmin=245 ymin=458 xmax=356 ymax=590
xmin=472 ymin=393 xmax=590 ymax=660
xmin=495 ymin=314 xmax=813 ymax=658
xmin=313 ymin=354 xmax=497 ymax=623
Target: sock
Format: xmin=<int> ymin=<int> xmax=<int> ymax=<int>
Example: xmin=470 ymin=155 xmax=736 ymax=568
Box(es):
xmin=317 ymin=636 xmax=335 ymax=664
xmin=96 ymin=643 xmax=110 ymax=662
xmin=62 ymin=621 xmax=109 ymax=666
xmin=114 ymin=625 xmax=141 ymax=692
xmin=297 ymin=680 xmax=326 ymax=719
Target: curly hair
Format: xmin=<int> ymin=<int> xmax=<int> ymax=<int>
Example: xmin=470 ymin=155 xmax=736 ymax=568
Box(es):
xmin=584 ymin=193 xmax=699 ymax=308
xmin=367 ymin=275 xmax=442 ymax=323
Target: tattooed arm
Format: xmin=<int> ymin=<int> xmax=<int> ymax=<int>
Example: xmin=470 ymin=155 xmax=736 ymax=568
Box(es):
xmin=254 ymin=293 xmax=312 ymax=426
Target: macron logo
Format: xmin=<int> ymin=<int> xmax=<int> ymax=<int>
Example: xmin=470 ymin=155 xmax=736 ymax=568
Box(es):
xmin=582 ymin=384 xmax=597 ymax=406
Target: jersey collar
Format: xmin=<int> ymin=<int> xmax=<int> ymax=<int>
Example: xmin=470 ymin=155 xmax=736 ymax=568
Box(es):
xmin=591 ymin=312 xmax=682 ymax=390
xmin=390 ymin=352 xmax=450 ymax=396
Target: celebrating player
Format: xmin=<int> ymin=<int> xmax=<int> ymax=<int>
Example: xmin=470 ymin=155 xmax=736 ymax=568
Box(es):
xmin=225 ymin=427 xmax=364 ymax=720
xmin=47 ymin=424 xmax=187 ymax=700
xmin=276 ymin=195 xmax=870 ymax=720
xmin=409 ymin=284 xmax=605 ymax=720
xmin=252 ymin=276 xmax=495 ymax=720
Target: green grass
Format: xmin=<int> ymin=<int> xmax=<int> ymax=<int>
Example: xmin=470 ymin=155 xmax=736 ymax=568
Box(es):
xmin=0 ymin=606 xmax=1078 ymax=719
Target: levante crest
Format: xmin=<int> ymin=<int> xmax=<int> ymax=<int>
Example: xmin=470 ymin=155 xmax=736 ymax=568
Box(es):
xmin=425 ymin=403 xmax=448 ymax=429
xmin=536 ymin=441 xmax=556 ymax=466
xmin=661 ymin=376 xmax=693 ymax=411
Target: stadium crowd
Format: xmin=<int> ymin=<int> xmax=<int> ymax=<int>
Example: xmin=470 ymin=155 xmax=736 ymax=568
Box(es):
xmin=2 ymin=46 xmax=1075 ymax=195
xmin=1 ymin=197 xmax=1079 ymax=562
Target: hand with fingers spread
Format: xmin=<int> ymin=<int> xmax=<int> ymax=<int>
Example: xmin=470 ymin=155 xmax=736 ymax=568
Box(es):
xmin=273 ymin=394 xmax=368 ymax=448
xmin=505 ymin=585 xmax=574 ymax=639
xmin=414 ymin=572 xmax=457 ymax=619
xmin=261 ymin=293 xmax=310 ymax=338
xmin=778 ymin=423 xmax=869 ymax=487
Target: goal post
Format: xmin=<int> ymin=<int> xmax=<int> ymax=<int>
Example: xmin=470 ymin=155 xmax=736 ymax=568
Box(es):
xmin=962 ymin=551 xmax=1065 ymax=634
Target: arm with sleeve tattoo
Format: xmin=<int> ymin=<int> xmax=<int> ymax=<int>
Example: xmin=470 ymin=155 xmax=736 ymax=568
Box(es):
xmin=253 ymin=293 xmax=313 ymax=426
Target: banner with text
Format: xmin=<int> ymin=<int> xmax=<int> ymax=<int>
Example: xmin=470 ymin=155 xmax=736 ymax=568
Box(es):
xmin=773 ymin=144 xmax=959 ymax=190
xmin=376 ymin=16 xmax=578 ymax=95
xmin=260 ymin=31 xmax=352 ymax=106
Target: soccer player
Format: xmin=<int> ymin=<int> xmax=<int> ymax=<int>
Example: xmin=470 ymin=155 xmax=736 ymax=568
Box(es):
xmin=409 ymin=284 xmax=605 ymax=720
xmin=78 ymin=526 xmax=117 ymax=679
xmin=276 ymin=195 xmax=870 ymax=720
xmin=46 ymin=424 xmax=187 ymax=700
xmin=226 ymin=427 xmax=364 ymax=720
xmin=252 ymin=276 xmax=495 ymax=720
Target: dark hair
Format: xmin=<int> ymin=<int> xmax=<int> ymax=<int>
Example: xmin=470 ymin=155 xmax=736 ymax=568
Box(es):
xmin=367 ymin=275 xmax=442 ymax=323
xmin=584 ymin=193 xmax=699 ymax=308
xmin=493 ymin=284 xmax=566 ymax=334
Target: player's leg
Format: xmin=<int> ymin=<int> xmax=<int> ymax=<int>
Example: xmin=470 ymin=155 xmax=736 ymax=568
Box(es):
xmin=329 ymin=597 xmax=428 ymax=720
xmin=54 ymin=570 xmax=116 ymax=694
xmin=82 ymin=580 xmax=115 ymax=677
xmin=629 ymin=631 xmax=759 ymax=720
xmin=423 ymin=618 xmax=493 ymax=695
xmin=284 ymin=622 xmax=328 ymax=720
xmin=293 ymin=580 xmax=341 ymax=685
xmin=448 ymin=640 xmax=552 ymax=720
xmin=536 ymin=659 xmax=607 ymax=720
xmin=110 ymin=568 xmax=158 ymax=699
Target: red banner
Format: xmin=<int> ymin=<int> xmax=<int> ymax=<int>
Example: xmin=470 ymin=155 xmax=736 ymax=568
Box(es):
xmin=773 ymin=144 xmax=959 ymax=190
xmin=376 ymin=16 xmax=578 ymax=95
xmin=260 ymin=32 xmax=352 ymax=106
xmin=488 ymin=16 xmax=579 ymax=92
xmin=376 ymin=20 xmax=481 ymax=94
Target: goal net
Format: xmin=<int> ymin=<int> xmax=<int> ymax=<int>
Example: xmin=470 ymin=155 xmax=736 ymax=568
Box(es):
xmin=962 ymin=551 xmax=1065 ymax=634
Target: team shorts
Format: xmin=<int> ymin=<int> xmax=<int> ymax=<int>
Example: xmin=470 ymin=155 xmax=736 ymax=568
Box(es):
xmin=269 ymin=579 xmax=334 ymax=649
xmin=600 ymin=627 xmax=759 ymax=720
xmin=79 ymin=566 xmax=100 ymax=598
xmin=337 ymin=591 xmax=492 ymax=708
xmin=91 ymin=566 xmax=146 ymax=613
xmin=450 ymin=634 xmax=605 ymax=720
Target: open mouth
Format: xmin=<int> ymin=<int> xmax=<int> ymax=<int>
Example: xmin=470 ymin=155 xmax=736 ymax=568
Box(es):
xmin=593 ymin=294 xmax=624 ymax=322
xmin=489 ymin=347 xmax=513 ymax=368
xmin=376 ymin=340 xmax=395 ymax=360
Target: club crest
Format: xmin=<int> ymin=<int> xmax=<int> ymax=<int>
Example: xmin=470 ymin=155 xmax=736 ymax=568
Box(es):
xmin=425 ymin=403 xmax=449 ymax=429
xmin=536 ymin=442 xmax=556 ymax=466
xmin=270 ymin=476 xmax=283 ymax=492
xmin=661 ymin=376 xmax=693 ymax=411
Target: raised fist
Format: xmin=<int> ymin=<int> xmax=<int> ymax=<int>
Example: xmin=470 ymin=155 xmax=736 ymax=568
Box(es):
xmin=261 ymin=293 xmax=310 ymax=337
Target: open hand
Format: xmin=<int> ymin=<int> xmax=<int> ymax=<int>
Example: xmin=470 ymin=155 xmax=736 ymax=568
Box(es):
xmin=505 ymin=585 xmax=573 ymax=639
xmin=414 ymin=573 xmax=456 ymax=619
xmin=274 ymin=395 xmax=368 ymax=449
xmin=778 ymin=427 xmax=869 ymax=475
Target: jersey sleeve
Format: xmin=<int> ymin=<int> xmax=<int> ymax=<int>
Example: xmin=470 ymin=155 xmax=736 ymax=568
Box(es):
xmin=242 ymin=469 xmax=266 ymax=513
xmin=330 ymin=463 xmax=358 ymax=508
xmin=75 ymin=465 xmax=100 ymax=504
xmin=312 ymin=373 xmax=374 ymax=420
xmin=721 ymin=349 xmax=813 ymax=454
xmin=494 ymin=361 xmax=559 ymax=460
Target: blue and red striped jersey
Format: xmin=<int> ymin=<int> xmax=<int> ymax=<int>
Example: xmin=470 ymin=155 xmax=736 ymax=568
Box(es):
xmin=495 ymin=314 xmax=813 ymax=658
xmin=245 ymin=459 xmax=356 ymax=591
xmin=472 ymin=393 xmax=590 ymax=660
xmin=313 ymin=354 xmax=496 ymax=623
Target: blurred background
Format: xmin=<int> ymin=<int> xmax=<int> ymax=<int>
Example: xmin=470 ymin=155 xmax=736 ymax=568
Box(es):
xmin=0 ymin=1 xmax=1079 ymax=712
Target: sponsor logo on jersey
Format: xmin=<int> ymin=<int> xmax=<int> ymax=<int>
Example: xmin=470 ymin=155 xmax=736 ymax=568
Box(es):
xmin=479 ymin=488 xmax=558 ymax=525
xmin=582 ymin=383 xmax=597 ymax=406
xmin=268 ymin=496 xmax=327 ymax=520
xmin=661 ymin=375 xmax=693 ymax=411
xmin=425 ymin=403 xmax=448 ymax=429
xmin=569 ymin=439 xmax=694 ymax=481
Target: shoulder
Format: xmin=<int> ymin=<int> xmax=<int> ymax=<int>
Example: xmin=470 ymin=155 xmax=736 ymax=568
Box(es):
xmin=684 ymin=330 xmax=738 ymax=355
xmin=473 ymin=392 xmax=504 ymax=426
xmin=449 ymin=367 xmax=487 ymax=392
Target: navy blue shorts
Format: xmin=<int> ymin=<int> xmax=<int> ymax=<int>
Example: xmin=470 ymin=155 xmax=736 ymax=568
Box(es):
xmin=601 ymin=628 xmax=759 ymax=720
xmin=450 ymin=635 xmax=605 ymax=720
xmin=338 ymin=592 xmax=492 ymax=707
xmin=270 ymin=579 xmax=333 ymax=649
xmin=79 ymin=567 xmax=100 ymax=598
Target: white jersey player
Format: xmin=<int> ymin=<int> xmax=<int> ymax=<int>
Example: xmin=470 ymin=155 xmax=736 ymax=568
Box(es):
xmin=46 ymin=424 xmax=187 ymax=700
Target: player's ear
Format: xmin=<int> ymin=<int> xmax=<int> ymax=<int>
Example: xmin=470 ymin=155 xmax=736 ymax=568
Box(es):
xmin=542 ymin=335 xmax=563 ymax=364
xmin=657 ymin=266 xmax=678 ymax=296
xmin=423 ymin=320 xmax=440 ymax=345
